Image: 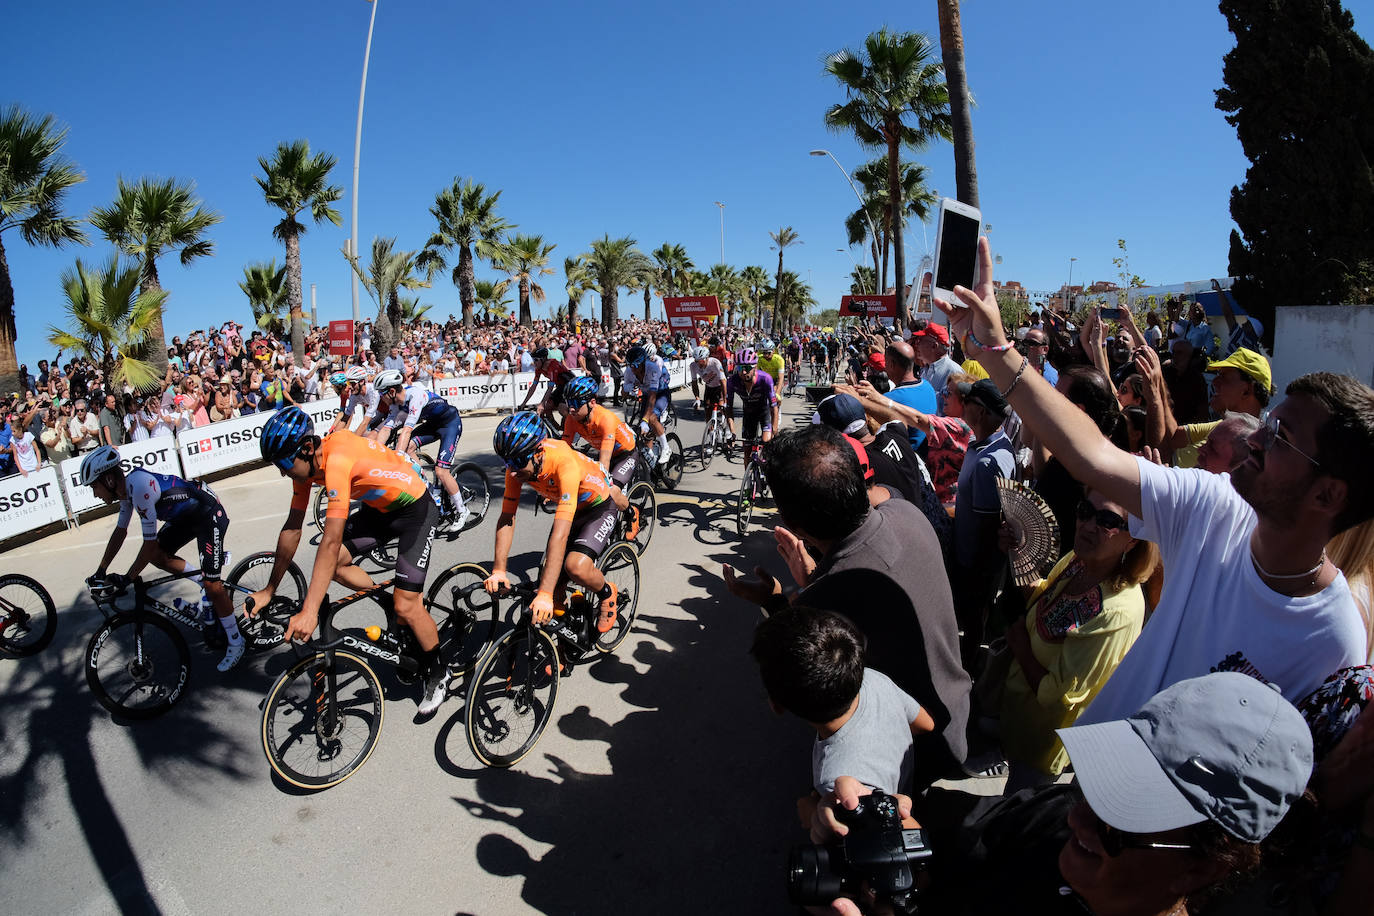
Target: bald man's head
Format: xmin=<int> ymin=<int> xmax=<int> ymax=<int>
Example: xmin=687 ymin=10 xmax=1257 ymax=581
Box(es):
xmin=885 ymin=339 xmax=917 ymax=379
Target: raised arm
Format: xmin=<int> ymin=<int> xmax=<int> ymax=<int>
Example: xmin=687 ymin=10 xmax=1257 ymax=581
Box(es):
xmin=936 ymin=238 xmax=1143 ymax=520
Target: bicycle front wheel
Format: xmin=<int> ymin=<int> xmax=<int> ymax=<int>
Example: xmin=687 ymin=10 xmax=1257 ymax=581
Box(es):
xmin=0 ymin=574 xmax=57 ymax=657
xmin=312 ymin=486 xmax=328 ymax=530
xmin=659 ymin=433 xmax=685 ymax=490
xmin=226 ymin=552 xmax=307 ymax=652
xmin=86 ymin=612 xmax=191 ymax=719
xmin=451 ymin=461 xmax=491 ymax=532
xmin=625 ymin=480 xmax=657 ymax=555
xmin=424 ymin=561 xmax=498 ymax=674
xmin=595 ymin=541 xmax=641 ymax=653
xmin=699 ymin=421 xmax=717 ymax=470
xmin=465 ymin=627 xmax=560 ymax=768
xmin=735 ymin=466 xmax=756 ymax=538
xmin=262 ymin=650 xmax=384 ymax=790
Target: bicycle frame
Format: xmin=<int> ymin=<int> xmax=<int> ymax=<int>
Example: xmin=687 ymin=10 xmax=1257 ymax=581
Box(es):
xmin=93 ymin=569 xmax=216 ymax=632
xmin=301 ymin=582 xmax=422 ymax=677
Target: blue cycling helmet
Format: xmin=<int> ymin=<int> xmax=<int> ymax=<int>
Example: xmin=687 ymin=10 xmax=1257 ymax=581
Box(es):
xmin=564 ymin=375 xmax=600 ymax=407
xmin=625 ymin=345 xmax=648 ymax=368
xmin=493 ymin=411 xmax=546 ymax=468
xmin=328 ymin=371 xmax=348 ymax=387
xmin=260 ymin=405 xmax=314 ymax=471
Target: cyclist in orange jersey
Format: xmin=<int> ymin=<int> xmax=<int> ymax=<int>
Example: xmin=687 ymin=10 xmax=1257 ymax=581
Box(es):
xmin=560 ymin=375 xmax=638 ymax=488
xmin=486 ymin=413 xmax=639 ymax=633
xmin=251 ymin=408 xmax=450 ymax=715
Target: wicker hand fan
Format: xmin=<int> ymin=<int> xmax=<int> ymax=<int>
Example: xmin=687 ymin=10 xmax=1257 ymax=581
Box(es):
xmin=996 ymin=477 xmax=1060 ymax=587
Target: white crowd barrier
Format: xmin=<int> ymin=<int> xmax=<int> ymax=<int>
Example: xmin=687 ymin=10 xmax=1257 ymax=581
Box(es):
xmin=1 ymin=361 xmax=693 ymax=544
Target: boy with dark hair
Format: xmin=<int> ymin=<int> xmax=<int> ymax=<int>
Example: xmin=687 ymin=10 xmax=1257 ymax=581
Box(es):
xmin=750 ymin=606 xmax=934 ymax=796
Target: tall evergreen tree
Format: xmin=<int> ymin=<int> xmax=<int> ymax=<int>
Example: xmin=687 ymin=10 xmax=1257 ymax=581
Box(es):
xmin=1217 ymin=0 xmax=1374 ymax=338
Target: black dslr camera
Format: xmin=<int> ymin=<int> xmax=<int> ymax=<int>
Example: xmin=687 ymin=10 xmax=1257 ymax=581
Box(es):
xmin=787 ymin=790 xmax=931 ymax=913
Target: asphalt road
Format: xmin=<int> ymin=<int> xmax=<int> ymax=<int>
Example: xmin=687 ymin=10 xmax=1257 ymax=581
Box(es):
xmin=0 ymin=392 xmax=875 ymax=915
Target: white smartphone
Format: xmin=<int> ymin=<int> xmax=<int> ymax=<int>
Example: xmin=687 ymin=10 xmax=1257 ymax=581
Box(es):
xmin=931 ymin=197 xmax=981 ymax=307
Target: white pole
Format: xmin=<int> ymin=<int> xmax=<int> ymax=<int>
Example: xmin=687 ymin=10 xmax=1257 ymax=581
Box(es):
xmin=714 ymin=201 xmax=725 ymax=264
xmin=310 ymin=283 xmax=317 ymax=328
xmin=350 ymin=0 xmax=379 ymax=325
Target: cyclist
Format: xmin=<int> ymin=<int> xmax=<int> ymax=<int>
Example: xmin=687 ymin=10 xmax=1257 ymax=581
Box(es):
xmin=724 ymin=347 xmax=780 ymax=446
xmin=784 ymin=337 xmax=802 ymax=389
xmin=707 ymin=335 xmax=732 ymax=373
xmin=561 ymin=376 xmax=638 ymax=487
xmin=623 ymin=343 xmax=673 ymax=465
xmin=251 ymin=407 xmax=450 ymax=714
xmin=519 ymin=346 xmax=575 ymax=426
xmin=689 ymin=346 xmax=725 ymax=415
xmin=757 ymin=338 xmax=785 ymax=390
xmin=485 ymin=412 xmax=638 ymax=633
xmin=330 ymin=365 xmax=376 ymax=434
xmin=372 ymin=369 xmax=470 ymax=527
xmin=79 ymin=445 xmax=243 ymax=671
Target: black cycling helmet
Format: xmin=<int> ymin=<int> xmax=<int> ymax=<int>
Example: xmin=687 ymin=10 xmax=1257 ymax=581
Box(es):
xmin=625 ymin=345 xmax=647 ymax=368
xmin=532 ymin=347 xmax=551 ymax=362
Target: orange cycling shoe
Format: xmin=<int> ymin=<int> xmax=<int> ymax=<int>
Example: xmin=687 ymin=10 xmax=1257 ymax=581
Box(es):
xmin=624 ymin=506 xmax=641 ymax=542
xmin=597 ymin=583 xmax=619 ymax=633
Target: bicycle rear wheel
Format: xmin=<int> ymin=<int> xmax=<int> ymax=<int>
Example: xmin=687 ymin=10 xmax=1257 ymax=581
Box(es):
xmin=86 ymin=612 xmax=191 ymax=719
xmin=625 ymin=481 xmax=657 ymax=555
xmin=450 ymin=461 xmax=491 ymax=533
xmin=594 ymin=541 xmax=641 ymax=653
xmin=465 ymin=626 xmax=560 ymax=768
xmin=659 ymin=433 xmax=685 ymax=490
xmin=424 ymin=561 xmax=498 ymax=675
xmin=262 ymin=650 xmax=384 ymax=790
xmin=0 ymin=574 xmax=57 ymax=657
xmin=225 ymin=552 xmax=307 ymax=652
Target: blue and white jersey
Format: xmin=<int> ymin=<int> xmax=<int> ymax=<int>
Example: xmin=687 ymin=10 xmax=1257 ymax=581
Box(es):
xmin=116 ymin=469 xmax=219 ymax=540
xmin=628 ymin=356 xmax=671 ymax=392
xmin=383 ymin=385 xmax=454 ymax=430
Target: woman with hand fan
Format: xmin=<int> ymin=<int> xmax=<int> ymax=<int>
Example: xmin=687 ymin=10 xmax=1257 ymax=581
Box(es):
xmin=996 ymin=487 xmax=1158 ymax=795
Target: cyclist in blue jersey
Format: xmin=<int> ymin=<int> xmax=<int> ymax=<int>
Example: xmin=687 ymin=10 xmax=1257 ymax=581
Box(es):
xmin=79 ymin=445 xmax=244 ymax=671
xmin=624 ymin=343 xmax=673 ymax=465
xmin=724 ymin=347 xmax=780 ymax=445
xmin=372 ymin=369 xmax=468 ymax=526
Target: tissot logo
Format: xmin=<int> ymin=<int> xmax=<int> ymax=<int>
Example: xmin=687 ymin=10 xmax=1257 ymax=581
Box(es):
xmin=0 ymin=482 xmax=54 ymax=511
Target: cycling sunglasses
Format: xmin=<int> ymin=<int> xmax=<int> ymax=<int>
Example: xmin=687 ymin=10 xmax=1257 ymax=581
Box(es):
xmin=1075 ymin=499 xmax=1128 ymax=532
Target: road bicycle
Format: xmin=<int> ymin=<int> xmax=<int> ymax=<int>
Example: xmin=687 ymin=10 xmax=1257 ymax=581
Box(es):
xmin=632 ymin=425 xmax=684 ymax=493
xmin=259 ymin=561 xmax=496 ymax=790
xmin=698 ymin=401 xmax=727 ymax=470
xmin=528 ymin=461 xmax=657 ymax=556
xmin=621 ymin=384 xmax=677 ymax=432
xmin=464 ymin=544 xmax=641 ymax=768
xmin=785 ymin=362 xmax=801 ymax=397
xmin=734 ymin=438 xmax=770 ymax=538
xmin=83 ymin=553 xmax=306 ymax=719
xmin=313 ymin=452 xmax=490 ymax=539
xmin=0 ymin=574 xmax=57 ymax=658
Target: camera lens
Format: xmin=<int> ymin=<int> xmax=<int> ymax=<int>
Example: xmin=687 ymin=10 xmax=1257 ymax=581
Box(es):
xmin=786 ymin=844 xmax=845 ymax=906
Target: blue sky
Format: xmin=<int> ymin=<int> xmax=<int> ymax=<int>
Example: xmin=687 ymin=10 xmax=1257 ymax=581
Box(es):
xmin=5 ymin=0 xmax=1372 ymax=363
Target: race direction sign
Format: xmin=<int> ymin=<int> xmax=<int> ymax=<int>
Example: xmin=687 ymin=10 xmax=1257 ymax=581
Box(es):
xmin=839 ymin=294 xmax=897 ymax=318
xmin=328 ymin=320 xmax=355 ymax=356
xmin=663 ymin=296 xmax=720 ymax=330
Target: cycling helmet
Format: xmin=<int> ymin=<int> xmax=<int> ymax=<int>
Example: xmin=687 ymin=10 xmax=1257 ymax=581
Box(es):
xmin=564 ymin=375 xmax=600 ymax=407
xmin=328 ymin=371 xmax=348 ymax=387
xmin=79 ymin=445 xmax=122 ymax=488
xmin=644 ymin=342 xmax=657 ymax=359
xmin=693 ymin=346 xmax=709 ymax=360
xmin=374 ymin=369 xmax=405 ymax=392
xmin=735 ymin=347 xmax=758 ymax=367
xmin=344 ymin=365 xmax=368 ymax=383
xmin=625 ymin=345 xmax=648 ymax=368
xmin=260 ymin=405 xmax=314 ymax=471
xmin=760 ymin=338 xmax=775 ymax=352
xmin=492 ymin=411 xmax=546 ymax=468
xmin=532 ymin=347 xmax=551 ymax=362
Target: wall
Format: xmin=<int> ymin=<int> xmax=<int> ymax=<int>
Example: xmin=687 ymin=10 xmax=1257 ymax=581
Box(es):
xmin=1271 ymin=305 xmax=1374 ymax=401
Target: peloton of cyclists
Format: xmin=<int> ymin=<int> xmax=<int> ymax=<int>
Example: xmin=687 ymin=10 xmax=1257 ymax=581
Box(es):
xmin=724 ymin=347 xmax=780 ymax=446
xmin=252 ymin=406 xmax=451 ymax=715
xmin=485 ymin=412 xmax=639 ymax=633
xmin=370 ymin=369 xmax=470 ymax=529
xmin=623 ymin=343 xmax=673 ymax=465
xmin=79 ymin=445 xmax=244 ymax=671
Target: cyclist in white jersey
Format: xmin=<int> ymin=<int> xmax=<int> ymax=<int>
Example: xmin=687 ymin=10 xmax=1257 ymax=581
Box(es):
xmin=689 ymin=346 xmax=725 ymax=413
xmin=624 ymin=344 xmax=673 ymax=464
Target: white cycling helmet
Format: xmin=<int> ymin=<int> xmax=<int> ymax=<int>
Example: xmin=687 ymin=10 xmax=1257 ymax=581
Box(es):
xmin=79 ymin=445 xmax=122 ymax=488
xmin=374 ymin=369 xmax=405 ymax=392
xmin=344 ymin=365 xmax=369 ymax=383
xmin=643 ymin=342 xmax=657 ymax=359
xmin=760 ymin=338 xmax=776 ymax=352
xmin=693 ymin=346 xmax=709 ymax=360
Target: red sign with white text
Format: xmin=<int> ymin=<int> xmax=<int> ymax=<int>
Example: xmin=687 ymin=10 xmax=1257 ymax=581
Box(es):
xmin=328 ymin=320 xmax=355 ymax=356
xmin=664 ymin=296 xmax=721 ymax=330
xmin=839 ymin=294 xmax=897 ymax=318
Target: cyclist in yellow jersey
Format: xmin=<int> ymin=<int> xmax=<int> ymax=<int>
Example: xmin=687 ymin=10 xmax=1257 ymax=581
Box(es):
xmin=757 ymin=338 xmax=785 ymax=388
xmin=485 ymin=413 xmax=638 ymax=634
xmin=252 ymin=408 xmax=451 ymax=715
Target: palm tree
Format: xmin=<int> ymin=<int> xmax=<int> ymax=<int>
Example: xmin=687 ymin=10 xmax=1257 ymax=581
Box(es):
xmin=0 ymin=105 xmax=88 ymax=394
xmin=582 ymin=235 xmax=651 ymax=330
xmin=739 ymin=265 xmax=769 ymax=328
xmin=239 ymin=260 xmax=289 ymax=335
xmin=500 ymin=233 xmax=556 ymax=328
xmin=562 ymin=256 xmax=595 ymax=328
xmin=850 ymin=265 xmax=877 ymax=295
xmin=769 ymin=227 xmax=802 ymax=332
xmin=397 ymin=296 xmax=432 ymax=323
xmin=825 ymin=28 xmax=952 ymax=307
xmin=89 ymin=177 xmax=221 ymax=374
xmin=473 ymin=278 xmax=513 ymax=321
xmin=415 ymin=178 xmax=510 ymax=330
xmin=937 ymin=0 xmax=979 ymax=207
xmin=47 ymin=255 xmax=166 ymax=394
xmin=343 ymin=237 xmax=427 ymax=356
xmin=255 ymin=140 xmax=343 ymax=366
xmin=647 ymin=242 xmax=694 ymax=320
xmin=849 ymin=157 xmax=937 ymax=291
xmin=774 ymin=270 xmax=816 ymax=332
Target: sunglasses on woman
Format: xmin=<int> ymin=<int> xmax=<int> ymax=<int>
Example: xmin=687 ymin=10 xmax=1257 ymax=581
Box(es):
xmin=1075 ymin=499 xmax=1128 ymax=532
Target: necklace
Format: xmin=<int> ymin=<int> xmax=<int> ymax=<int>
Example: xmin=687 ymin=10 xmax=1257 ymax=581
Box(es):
xmin=1251 ymin=547 xmax=1327 ymax=580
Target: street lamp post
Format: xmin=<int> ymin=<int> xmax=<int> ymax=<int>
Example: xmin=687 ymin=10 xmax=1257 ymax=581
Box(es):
xmin=1067 ymin=256 xmax=1078 ymax=313
xmin=714 ymin=201 xmax=725 ymax=264
xmin=809 ymin=150 xmax=880 ymax=281
xmin=350 ymin=0 xmax=379 ymax=325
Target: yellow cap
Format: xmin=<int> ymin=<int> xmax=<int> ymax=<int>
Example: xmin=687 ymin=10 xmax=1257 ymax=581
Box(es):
xmin=1208 ymin=347 xmax=1272 ymax=394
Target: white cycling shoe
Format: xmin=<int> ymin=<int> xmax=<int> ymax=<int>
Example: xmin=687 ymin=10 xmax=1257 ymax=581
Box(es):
xmin=217 ymin=639 xmax=246 ymax=673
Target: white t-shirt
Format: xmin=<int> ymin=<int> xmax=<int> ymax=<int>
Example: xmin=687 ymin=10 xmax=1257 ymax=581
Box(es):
xmin=1080 ymin=458 xmax=1365 ymax=724
xmin=12 ymin=431 xmax=39 ymax=472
